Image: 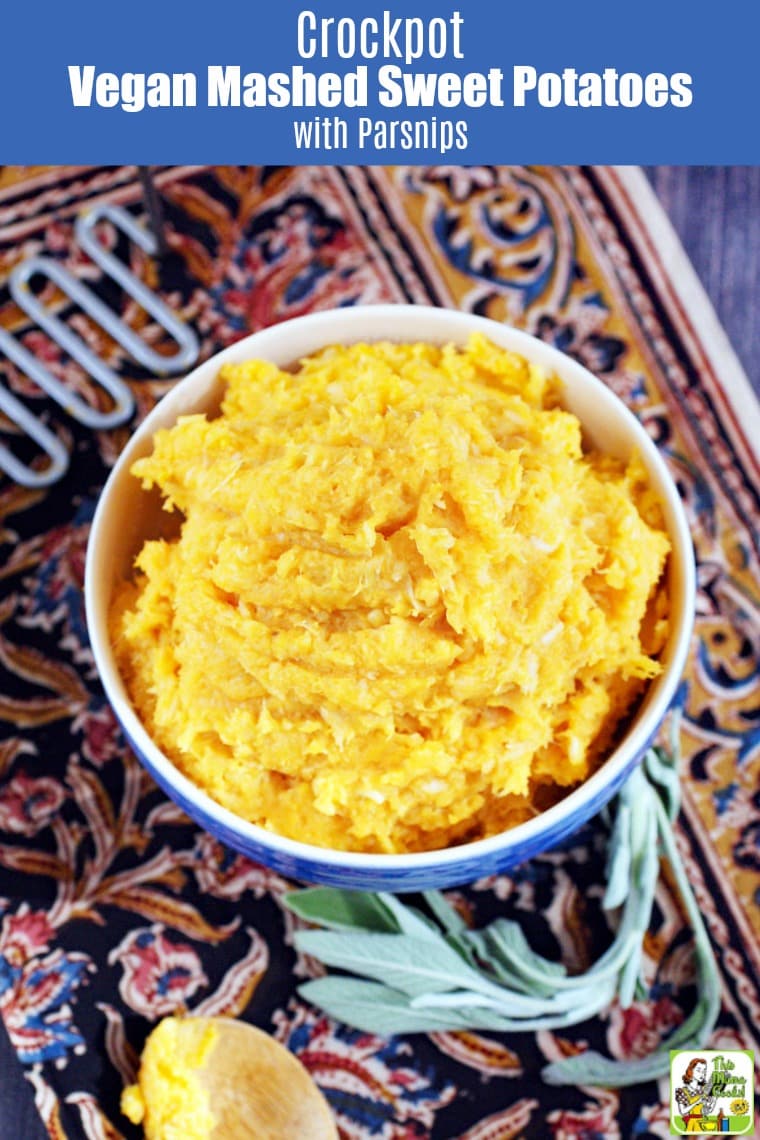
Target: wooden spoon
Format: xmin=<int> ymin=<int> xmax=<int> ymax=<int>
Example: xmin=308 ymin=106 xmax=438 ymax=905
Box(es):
xmin=131 ymin=1016 xmax=338 ymax=1140
xmin=201 ymin=1018 xmax=338 ymax=1140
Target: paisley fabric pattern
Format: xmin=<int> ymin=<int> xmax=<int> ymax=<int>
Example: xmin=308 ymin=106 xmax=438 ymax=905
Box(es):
xmin=0 ymin=165 xmax=758 ymax=1139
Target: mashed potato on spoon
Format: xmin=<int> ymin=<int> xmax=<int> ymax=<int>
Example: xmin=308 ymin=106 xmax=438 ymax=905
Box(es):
xmin=110 ymin=334 xmax=670 ymax=854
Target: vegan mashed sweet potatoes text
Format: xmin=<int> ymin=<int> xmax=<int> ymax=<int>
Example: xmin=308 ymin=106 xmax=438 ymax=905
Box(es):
xmin=111 ymin=335 xmax=670 ymax=853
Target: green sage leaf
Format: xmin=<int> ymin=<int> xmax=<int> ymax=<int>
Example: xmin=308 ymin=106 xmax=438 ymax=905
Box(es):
xmin=297 ymin=977 xmax=513 ymax=1035
xmin=293 ymin=929 xmax=497 ymax=999
xmin=376 ymin=892 xmax=442 ymax=941
xmin=422 ymin=890 xmax=467 ymax=935
xmin=284 ymin=888 xmax=400 ymax=933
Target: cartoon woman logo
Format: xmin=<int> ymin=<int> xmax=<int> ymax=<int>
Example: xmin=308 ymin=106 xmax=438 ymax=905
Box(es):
xmin=674 ymin=1057 xmax=717 ymax=1132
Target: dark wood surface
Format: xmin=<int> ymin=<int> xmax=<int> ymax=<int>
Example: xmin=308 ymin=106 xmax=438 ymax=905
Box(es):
xmin=644 ymin=166 xmax=760 ymax=397
xmin=0 ymin=166 xmax=757 ymax=1140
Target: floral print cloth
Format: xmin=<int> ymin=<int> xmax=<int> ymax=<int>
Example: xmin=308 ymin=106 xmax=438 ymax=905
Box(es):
xmin=0 ymin=165 xmax=758 ymax=1139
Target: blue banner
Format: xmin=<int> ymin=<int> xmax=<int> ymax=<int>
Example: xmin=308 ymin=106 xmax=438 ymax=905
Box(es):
xmin=2 ymin=0 xmax=758 ymax=162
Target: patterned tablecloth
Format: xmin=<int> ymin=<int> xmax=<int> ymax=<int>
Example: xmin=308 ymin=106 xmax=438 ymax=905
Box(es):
xmin=0 ymin=165 xmax=758 ymax=1139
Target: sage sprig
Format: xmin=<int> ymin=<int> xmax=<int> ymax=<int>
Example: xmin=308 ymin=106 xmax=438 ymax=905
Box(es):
xmin=285 ymin=714 xmax=721 ymax=1087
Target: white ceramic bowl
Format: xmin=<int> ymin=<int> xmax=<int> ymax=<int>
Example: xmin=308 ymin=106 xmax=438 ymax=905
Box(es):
xmin=85 ymin=305 xmax=694 ymax=890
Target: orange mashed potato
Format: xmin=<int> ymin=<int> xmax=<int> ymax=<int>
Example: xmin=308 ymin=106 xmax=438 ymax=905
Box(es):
xmin=111 ymin=335 xmax=670 ymax=854
xmin=121 ymin=1017 xmax=217 ymax=1138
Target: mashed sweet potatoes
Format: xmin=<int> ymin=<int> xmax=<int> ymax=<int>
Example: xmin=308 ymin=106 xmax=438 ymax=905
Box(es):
xmin=110 ymin=334 xmax=670 ymax=853
xmin=121 ymin=1018 xmax=217 ymax=1138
